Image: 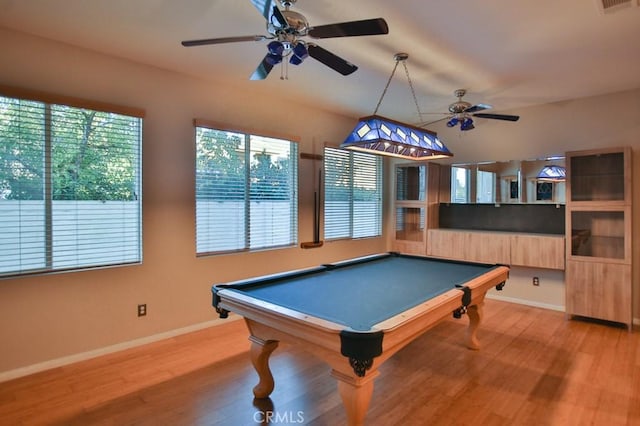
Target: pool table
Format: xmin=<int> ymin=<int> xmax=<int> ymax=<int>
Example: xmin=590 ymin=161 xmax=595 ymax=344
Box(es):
xmin=212 ymin=252 xmax=509 ymax=425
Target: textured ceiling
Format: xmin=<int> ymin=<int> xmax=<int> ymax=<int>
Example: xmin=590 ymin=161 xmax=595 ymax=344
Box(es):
xmin=1 ymin=0 xmax=639 ymax=130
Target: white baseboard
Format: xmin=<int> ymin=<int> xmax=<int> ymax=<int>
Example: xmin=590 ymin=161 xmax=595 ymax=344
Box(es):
xmin=487 ymin=294 xmax=640 ymax=327
xmin=0 ymin=316 xmax=241 ymax=384
xmin=486 ymin=293 xmax=565 ymax=312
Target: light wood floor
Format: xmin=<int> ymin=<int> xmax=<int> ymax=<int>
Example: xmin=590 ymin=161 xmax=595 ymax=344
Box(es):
xmin=1 ymin=300 xmax=639 ymax=426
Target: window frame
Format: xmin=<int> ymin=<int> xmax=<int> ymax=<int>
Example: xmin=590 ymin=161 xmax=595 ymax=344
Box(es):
xmin=0 ymin=85 xmax=144 ymax=278
xmin=194 ymin=120 xmax=299 ymax=255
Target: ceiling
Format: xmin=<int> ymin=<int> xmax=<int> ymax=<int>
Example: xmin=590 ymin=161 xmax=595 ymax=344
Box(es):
xmin=1 ymin=0 xmax=639 ymax=129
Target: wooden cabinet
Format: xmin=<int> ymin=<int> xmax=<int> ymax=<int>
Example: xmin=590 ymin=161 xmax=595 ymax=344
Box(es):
xmin=392 ymin=163 xmax=443 ymax=255
xmin=427 ymin=229 xmax=564 ymax=269
xmin=566 ymin=261 xmax=631 ymax=324
xmin=394 ymin=162 xmax=566 ymax=270
xmin=510 ymin=234 xmax=565 ymax=270
xmin=426 ymin=229 xmax=467 ymax=259
xmin=565 ymin=147 xmax=632 ymax=327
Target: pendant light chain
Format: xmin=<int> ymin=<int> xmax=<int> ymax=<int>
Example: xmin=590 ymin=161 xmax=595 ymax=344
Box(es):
xmin=372 ymin=52 xmax=422 ymax=120
xmin=402 ymin=59 xmax=423 ymax=120
xmin=373 ymin=58 xmax=400 ymax=115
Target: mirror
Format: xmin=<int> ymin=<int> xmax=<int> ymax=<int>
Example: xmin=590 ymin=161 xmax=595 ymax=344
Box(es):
xmin=450 ymin=157 xmax=565 ymax=204
xmin=396 ymin=165 xmax=425 ymax=201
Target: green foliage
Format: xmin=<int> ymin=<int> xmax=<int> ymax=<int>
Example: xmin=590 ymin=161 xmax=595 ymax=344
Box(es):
xmin=0 ymin=97 xmax=140 ymax=201
xmin=324 ymin=149 xmax=351 ymax=202
xmin=325 ymin=149 xmax=381 ymax=202
xmin=195 ymin=128 xmax=245 ymax=201
xmin=196 ymin=128 xmax=295 ymax=201
xmin=250 ymin=148 xmax=293 ymax=200
xmin=0 ymin=98 xmax=44 ymax=200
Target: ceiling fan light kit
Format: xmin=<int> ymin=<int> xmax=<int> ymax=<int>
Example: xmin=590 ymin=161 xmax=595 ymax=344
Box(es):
xmin=341 ymin=53 xmax=453 ymax=161
xmin=181 ymin=0 xmax=388 ymax=80
xmin=447 ymin=116 xmax=475 ymax=131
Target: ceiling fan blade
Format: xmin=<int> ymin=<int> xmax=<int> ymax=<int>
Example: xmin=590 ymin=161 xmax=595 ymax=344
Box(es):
xmin=473 ymin=113 xmax=520 ymax=122
xmin=464 ymin=103 xmax=492 ymax=113
xmin=308 ymin=18 xmax=389 ymax=39
xmin=250 ymin=0 xmax=288 ymax=28
xmin=250 ymin=55 xmax=275 ymax=80
xmin=307 ymin=44 xmax=358 ymax=75
xmin=181 ymin=35 xmax=267 ymax=47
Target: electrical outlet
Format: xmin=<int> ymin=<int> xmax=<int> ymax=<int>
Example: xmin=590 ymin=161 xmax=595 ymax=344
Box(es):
xmin=137 ymin=304 xmax=147 ymax=317
xmin=533 ymin=277 xmax=540 ymax=286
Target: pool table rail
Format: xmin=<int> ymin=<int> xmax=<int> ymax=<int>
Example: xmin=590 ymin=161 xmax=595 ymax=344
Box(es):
xmin=376 ymin=264 xmax=509 ymax=354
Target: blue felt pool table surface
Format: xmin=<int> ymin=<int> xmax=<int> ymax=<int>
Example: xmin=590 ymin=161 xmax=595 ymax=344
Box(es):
xmin=216 ymin=253 xmax=502 ymax=331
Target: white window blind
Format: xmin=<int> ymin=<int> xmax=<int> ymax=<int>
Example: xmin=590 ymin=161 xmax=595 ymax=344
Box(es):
xmin=0 ymin=94 xmax=142 ymax=277
xmin=195 ymin=125 xmax=298 ymax=254
xmin=324 ymin=147 xmax=382 ymax=240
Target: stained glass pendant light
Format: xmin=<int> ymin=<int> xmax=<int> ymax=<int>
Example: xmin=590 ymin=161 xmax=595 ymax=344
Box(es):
xmin=536 ymin=165 xmax=566 ymax=181
xmin=340 ymin=53 xmax=453 ymax=160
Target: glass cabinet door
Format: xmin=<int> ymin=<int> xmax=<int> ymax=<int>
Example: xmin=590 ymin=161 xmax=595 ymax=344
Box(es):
xmin=395 ymin=207 xmax=425 ymax=242
xmin=570 ymin=152 xmax=625 ymax=202
xmin=570 ymin=210 xmax=625 ymax=259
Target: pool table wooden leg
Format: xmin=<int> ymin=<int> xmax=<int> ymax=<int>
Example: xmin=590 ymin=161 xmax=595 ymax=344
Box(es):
xmin=331 ymin=369 xmax=379 ymax=426
xmin=466 ymin=301 xmax=484 ymax=350
xmin=249 ymin=335 xmax=279 ymax=398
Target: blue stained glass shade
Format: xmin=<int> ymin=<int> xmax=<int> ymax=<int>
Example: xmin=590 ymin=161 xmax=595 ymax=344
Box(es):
xmin=340 ymin=115 xmax=453 ymax=160
xmin=536 ymin=165 xmax=566 ymax=181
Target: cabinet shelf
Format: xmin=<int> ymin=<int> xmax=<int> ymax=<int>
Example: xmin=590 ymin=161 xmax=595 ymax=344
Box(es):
xmin=571 ymin=235 xmax=625 ymax=260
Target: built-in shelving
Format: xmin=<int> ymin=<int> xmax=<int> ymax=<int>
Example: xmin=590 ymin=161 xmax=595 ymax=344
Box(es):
xmin=565 ymin=147 xmax=632 ymax=328
xmin=392 ymin=163 xmax=448 ymax=255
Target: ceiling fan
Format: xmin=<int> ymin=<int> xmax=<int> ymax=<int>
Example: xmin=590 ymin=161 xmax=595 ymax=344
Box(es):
xmin=421 ymin=89 xmax=520 ymax=131
xmin=181 ymin=0 xmax=389 ymax=80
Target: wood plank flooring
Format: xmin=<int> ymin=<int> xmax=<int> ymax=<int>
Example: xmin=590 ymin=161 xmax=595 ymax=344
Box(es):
xmin=1 ymin=300 xmax=638 ymax=425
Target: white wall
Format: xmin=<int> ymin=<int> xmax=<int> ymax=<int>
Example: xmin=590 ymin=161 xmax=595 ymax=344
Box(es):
xmin=0 ymin=28 xmax=388 ymax=378
xmin=488 ymin=266 xmax=565 ymax=312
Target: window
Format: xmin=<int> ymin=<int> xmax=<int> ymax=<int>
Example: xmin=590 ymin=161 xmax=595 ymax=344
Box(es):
xmin=0 ymin=91 xmax=143 ymax=278
xmin=476 ymin=170 xmax=496 ymax=203
xmin=451 ymin=166 xmax=470 ymax=203
xmin=195 ymin=123 xmax=298 ymax=254
xmin=324 ymin=147 xmax=382 ymax=240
